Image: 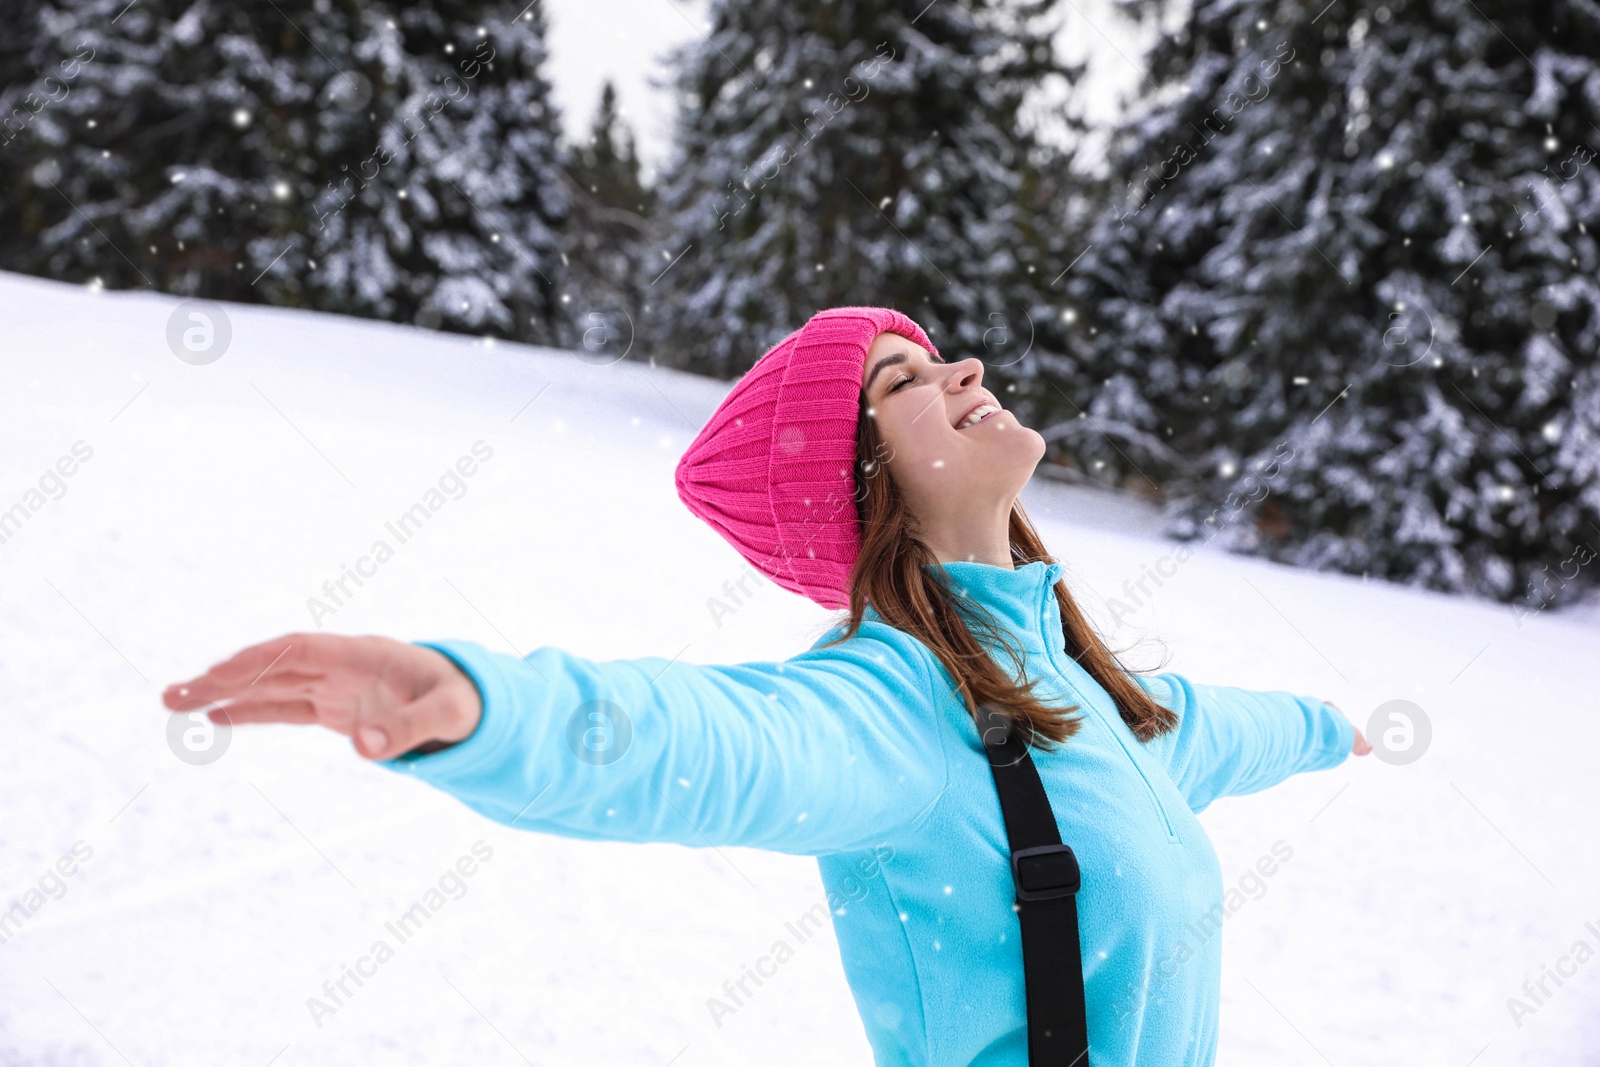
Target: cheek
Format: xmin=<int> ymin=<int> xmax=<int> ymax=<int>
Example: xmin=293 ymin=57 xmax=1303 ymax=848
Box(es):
xmin=879 ymin=406 xmax=946 ymax=467
xmin=882 ymin=410 xmax=968 ymax=494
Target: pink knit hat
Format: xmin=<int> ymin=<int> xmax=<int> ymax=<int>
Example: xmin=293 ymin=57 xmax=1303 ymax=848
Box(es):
xmin=674 ymin=306 xmax=939 ymax=610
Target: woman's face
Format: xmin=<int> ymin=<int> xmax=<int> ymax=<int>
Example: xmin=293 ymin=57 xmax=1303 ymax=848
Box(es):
xmin=860 ymin=330 xmax=1045 ymax=536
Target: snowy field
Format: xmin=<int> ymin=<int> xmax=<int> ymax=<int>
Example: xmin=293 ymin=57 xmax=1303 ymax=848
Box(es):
xmin=2 ymin=268 xmax=1598 ymax=1066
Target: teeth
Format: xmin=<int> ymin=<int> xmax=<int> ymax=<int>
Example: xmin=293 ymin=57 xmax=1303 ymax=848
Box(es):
xmin=960 ymin=404 xmax=999 ymax=428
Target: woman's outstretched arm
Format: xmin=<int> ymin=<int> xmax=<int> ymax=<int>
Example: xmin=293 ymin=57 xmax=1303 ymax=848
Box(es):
xmin=162 ymin=627 xmax=953 ymax=857
xmin=1133 ymin=672 xmax=1369 ymax=814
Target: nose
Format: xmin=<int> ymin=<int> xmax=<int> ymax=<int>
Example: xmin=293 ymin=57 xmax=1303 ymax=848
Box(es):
xmin=943 ymin=357 xmax=985 ymax=394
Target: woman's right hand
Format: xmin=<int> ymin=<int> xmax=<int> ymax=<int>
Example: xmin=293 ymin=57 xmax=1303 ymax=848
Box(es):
xmin=1322 ymin=700 xmax=1372 ymax=756
xmin=161 ymin=633 xmax=483 ymax=761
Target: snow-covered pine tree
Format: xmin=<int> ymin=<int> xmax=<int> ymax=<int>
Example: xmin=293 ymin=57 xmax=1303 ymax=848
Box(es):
xmin=643 ymin=0 xmax=1083 ymax=378
xmin=1049 ymin=0 xmax=1600 ymax=608
xmin=561 ymin=80 xmax=654 ymax=363
xmin=0 ymin=0 xmax=357 ymax=296
xmin=309 ymin=0 xmax=570 ymax=344
xmin=0 ymin=0 xmax=570 ymax=346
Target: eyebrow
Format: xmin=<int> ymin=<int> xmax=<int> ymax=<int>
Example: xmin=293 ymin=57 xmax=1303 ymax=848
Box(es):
xmin=865 ymin=349 xmax=945 ymax=395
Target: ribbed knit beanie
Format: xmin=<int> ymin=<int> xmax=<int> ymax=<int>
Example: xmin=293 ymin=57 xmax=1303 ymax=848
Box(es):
xmin=674 ymin=306 xmax=939 ymax=610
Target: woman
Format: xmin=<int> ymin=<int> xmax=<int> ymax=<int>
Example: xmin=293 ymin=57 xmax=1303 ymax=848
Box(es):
xmin=163 ymin=306 xmax=1370 ymax=1066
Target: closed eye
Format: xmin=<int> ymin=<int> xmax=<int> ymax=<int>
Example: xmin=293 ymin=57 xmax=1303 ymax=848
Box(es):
xmin=889 ymin=373 xmax=914 ymax=392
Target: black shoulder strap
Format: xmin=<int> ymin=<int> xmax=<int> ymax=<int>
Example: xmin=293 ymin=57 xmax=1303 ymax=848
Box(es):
xmin=978 ymin=705 xmax=1092 ymax=1067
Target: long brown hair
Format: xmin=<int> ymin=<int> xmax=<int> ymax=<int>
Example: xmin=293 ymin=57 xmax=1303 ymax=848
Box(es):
xmin=813 ymin=389 xmax=1180 ymax=751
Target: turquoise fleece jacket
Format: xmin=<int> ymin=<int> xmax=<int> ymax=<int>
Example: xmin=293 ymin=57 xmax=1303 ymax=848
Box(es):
xmin=382 ymin=559 xmax=1354 ymax=1065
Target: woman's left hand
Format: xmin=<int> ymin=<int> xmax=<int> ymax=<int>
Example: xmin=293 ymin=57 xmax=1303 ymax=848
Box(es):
xmin=1323 ymin=700 xmax=1372 ymax=756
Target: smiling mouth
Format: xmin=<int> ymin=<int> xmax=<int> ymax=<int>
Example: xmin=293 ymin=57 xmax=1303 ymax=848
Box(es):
xmin=957 ymin=404 xmax=1002 ymax=430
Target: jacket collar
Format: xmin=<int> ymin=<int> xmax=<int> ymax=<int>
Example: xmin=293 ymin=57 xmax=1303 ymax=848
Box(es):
xmin=922 ymin=559 xmax=1066 ymax=651
xmin=853 ymin=558 xmax=1067 ymax=650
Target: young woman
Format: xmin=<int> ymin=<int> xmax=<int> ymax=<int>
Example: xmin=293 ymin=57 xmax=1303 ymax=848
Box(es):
xmin=164 ymin=306 xmax=1370 ymax=1066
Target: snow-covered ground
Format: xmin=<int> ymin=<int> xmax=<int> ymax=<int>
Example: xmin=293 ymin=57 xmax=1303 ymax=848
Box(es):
xmin=1 ymin=270 xmax=1597 ymax=1065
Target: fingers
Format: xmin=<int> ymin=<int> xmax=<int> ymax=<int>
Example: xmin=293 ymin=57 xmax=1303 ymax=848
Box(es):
xmin=163 ymin=633 xmax=314 ymax=708
xmin=210 ymin=700 xmax=320 ymax=726
xmin=160 ymin=634 xmax=472 ymax=761
xmin=1325 ymin=702 xmax=1373 ymax=756
xmin=164 ymin=680 xmax=322 ymax=725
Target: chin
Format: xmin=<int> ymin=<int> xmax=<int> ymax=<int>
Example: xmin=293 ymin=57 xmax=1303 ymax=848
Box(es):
xmin=988 ymin=431 xmax=1045 ymax=493
xmin=1013 ymin=427 xmax=1048 ymax=481
xmin=1001 ymin=419 xmax=1047 ymax=460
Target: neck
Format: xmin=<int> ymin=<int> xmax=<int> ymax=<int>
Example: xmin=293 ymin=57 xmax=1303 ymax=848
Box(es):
xmin=920 ymin=498 xmax=1016 ymax=569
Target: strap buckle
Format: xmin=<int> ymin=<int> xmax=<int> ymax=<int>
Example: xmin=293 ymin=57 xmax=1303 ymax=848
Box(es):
xmin=1011 ymin=843 xmax=1081 ymax=902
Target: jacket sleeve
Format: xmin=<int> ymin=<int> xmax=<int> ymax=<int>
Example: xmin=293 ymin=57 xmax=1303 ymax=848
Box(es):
xmin=1134 ymin=671 xmax=1354 ymax=814
xmin=378 ymin=624 xmax=953 ymax=857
